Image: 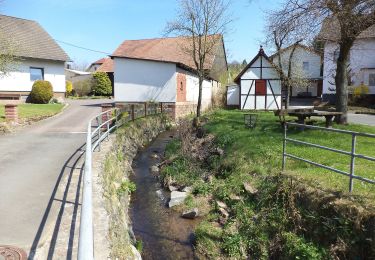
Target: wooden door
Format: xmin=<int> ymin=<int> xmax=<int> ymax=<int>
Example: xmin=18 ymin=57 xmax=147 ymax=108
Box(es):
xmin=255 ymin=80 xmax=267 ymax=95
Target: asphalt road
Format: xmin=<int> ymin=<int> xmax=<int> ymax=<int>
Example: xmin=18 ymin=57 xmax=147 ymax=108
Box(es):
xmin=348 ymin=113 xmax=375 ymax=126
xmin=0 ymin=99 xmax=110 ymax=254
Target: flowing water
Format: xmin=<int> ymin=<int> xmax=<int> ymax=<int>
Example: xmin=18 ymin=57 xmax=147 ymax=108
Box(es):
xmin=130 ymin=131 xmax=199 ymax=260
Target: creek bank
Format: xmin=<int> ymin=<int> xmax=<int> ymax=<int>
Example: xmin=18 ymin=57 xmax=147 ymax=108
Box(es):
xmin=100 ymin=115 xmax=168 ymax=259
xmin=158 ymin=116 xmax=375 ymax=259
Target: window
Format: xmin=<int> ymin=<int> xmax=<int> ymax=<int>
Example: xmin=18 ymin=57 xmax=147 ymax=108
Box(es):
xmin=255 ymin=80 xmax=267 ymax=95
xmin=303 ymin=62 xmax=309 ymax=71
xmin=30 ymin=67 xmax=44 ymax=81
xmin=369 ymin=74 xmax=375 ymax=86
xmin=180 ymin=81 xmax=184 ymax=91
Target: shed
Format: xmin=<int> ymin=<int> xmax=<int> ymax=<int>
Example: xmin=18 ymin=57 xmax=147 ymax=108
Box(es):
xmin=233 ymin=47 xmax=282 ymax=110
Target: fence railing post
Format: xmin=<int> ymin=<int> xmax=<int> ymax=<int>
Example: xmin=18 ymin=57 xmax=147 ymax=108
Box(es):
xmin=160 ymin=102 xmax=163 ymax=114
xmin=144 ymin=102 xmax=147 ymax=117
xmin=106 ymin=110 xmax=110 ymax=141
xmin=98 ymin=116 xmax=102 ymax=152
xmin=282 ymin=123 xmax=287 ymax=171
xmin=131 ymin=105 xmax=135 ymax=121
xmin=349 ymin=133 xmax=357 ymax=192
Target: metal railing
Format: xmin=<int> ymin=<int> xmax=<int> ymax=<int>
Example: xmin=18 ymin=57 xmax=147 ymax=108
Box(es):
xmin=282 ymin=122 xmax=375 ymax=192
xmin=78 ymin=103 xmax=165 ymax=260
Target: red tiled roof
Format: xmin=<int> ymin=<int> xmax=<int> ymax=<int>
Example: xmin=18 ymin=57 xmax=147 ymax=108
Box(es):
xmin=97 ymin=58 xmax=114 ymax=72
xmin=111 ymin=35 xmax=222 ymax=71
xmin=92 ymin=58 xmax=107 ymax=65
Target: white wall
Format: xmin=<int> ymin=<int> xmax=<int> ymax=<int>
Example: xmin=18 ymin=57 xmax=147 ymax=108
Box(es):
xmin=323 ymin=39 xmax=375 ymax=94
xmin=273 ymin=46 xmax=322 ymax=79
xmin=227 ymin=85 xmax=239 ymax=105
xmin=114 ymin=58 xmax=177 ymax=102
xmin=0 ymin=58 xmax=66 ymax=93
xmin=240 ymin=56 xmax=282 ymax=110
xmin=179 ymin=68 xmax=212 ymax=105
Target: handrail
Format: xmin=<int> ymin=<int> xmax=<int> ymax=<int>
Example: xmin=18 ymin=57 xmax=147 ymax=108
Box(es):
xmin=282 ymin=122 xmax=375 ymax=192
xmin=78 ymin=103 xmax=164 ymax=260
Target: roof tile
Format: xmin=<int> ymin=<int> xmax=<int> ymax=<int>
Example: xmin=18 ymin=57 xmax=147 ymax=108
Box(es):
xmin=0 ymin=15 xmax=70 ymax=61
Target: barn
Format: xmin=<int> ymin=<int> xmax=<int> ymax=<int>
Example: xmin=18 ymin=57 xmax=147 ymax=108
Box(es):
xmin=111 ymin=35 xmax=227 ymax=118
xmin=230 ymin=47 xmax=282 ymax=110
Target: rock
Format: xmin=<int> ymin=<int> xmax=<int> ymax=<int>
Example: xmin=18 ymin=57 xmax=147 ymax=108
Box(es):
xmin=150 ymin=153 xmax=159 ymax=159
xmin=168 ymin=185 xmax=179 ymax=192
xmin=229 ymin=194 xmax=242 ymax=201
xmin=218 ymin=207 xmax=229 ymax=219
xmin=243 ymin=182 xmax=258 ymax=195
xmin=215 ymin=147 xmax=224 ymax=156
xmin=156 ymin=190 xmax=165 ymax=201
xmin=216 ymin=200 xmax=228 ymax=209
xmin=168 ymin=191 xmax=188 ymax=208
xmin=150 ymin=165 xmax=159 ymax=173
xmin=182 ymin=186 xmax=193 ymax=193
xmin=182 ymin=208 xmax=199 ymax=219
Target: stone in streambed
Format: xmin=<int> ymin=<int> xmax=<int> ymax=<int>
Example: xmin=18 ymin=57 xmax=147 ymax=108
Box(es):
xmin=182 ymin=208 xmax=199 ymax=219
xmin=168 ymin=191 xmax=188 ymax=208
xmin=168 ymin=185 xmax=179 ymax=192
xmin=150 ymin=165 xmax=159 ymax=173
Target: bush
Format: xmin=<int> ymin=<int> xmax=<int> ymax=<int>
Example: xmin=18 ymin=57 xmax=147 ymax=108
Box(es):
xmin=73 ymin=78 xmax=92 ymax=96
xmin=92 ymin=72 xmax=112 ymax=96
xmin=65 ymin=80 xmax=73 ymax=96
xmin=30 ymin=80 xmax=53 ymax=104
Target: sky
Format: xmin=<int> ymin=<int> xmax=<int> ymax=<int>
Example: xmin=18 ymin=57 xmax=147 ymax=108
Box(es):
xmin=1 ymin=0 xmax=281 ymax=66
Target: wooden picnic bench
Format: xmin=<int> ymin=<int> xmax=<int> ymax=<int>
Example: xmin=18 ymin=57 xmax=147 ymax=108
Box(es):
xmin=287 ymin=111 xmax=343 ymax=128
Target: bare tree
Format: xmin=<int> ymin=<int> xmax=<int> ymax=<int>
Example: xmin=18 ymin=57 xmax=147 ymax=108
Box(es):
xmin=166 ymin=0 xmax=231 ymax=119
xmin=265 ymin=8 xmax=313 ymax=109
xmin=268 ymin=0 xmax=375 ymax=123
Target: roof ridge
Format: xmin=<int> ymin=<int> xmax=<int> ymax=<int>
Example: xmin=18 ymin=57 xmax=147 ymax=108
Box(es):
xmin=122 ymin=34 xmax=222 ymax=42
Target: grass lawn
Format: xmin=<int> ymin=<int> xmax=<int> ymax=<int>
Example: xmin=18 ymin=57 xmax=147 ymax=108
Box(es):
xmin=0 ymin=103 xmax=65 ymax=123
xmin=204 ymin=109 xmax=375 ymax=204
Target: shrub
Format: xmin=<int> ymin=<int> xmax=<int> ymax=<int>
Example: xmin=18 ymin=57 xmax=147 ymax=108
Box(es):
xmin=73 ymin=78 xmax=92 ymax=96
xmin=92 ymin=72 xmax=112 ymax=96
xmin=30 ymin=80 xmax=53 ymax=104
xmin=65 ymin=80 xmax=73 ymax=96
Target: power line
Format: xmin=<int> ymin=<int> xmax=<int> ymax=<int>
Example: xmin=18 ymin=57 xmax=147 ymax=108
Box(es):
xmin=55 ymin=39 xmax=111 ymax=55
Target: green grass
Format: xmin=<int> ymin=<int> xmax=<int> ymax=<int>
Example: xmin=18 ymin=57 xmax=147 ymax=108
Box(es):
xmin=204 ymin=110 xmax=375 ymax=204
xmin=162 ymin=110 xmax=375 ymax=258
xmin=0 ymin=103 xmax=65 ymax=122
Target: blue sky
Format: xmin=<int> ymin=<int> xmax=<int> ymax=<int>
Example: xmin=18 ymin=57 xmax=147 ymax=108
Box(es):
xmin=1 ymin=0 xmax=281 ymax=65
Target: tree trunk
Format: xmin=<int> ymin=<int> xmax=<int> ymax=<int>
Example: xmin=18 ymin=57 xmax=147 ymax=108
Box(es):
xmin=286 ymin=85 xmax=291 ymax=109
xmin=335 ymin=43 xmax=351 ymax=124
xmin=196 ymin=76 xmax=203 ymax=118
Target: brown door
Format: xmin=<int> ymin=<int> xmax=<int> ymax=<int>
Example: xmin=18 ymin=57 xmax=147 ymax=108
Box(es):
xmin=255 ymin=80 xmax=267 ymax=95
xmin=177 ymin=73 xmax=186 ymax=102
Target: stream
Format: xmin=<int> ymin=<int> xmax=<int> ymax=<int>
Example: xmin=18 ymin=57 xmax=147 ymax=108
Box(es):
xmin=130 ymin=131 xmax=199 ymax=260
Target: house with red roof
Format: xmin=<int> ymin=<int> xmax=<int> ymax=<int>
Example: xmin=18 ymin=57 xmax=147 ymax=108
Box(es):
xmin=111 ymin=35 xmax=227 ymax=118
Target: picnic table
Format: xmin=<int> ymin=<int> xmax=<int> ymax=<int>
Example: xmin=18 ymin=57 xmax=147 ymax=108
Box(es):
xmin=287 ymin=110 xmax=343 ymax=128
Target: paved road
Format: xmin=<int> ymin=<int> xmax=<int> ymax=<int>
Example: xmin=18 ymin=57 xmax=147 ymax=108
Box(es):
xmin=348 ymin=113 xmax=375 ymax=127
xmin=0 ymin=99 xmax=110 ymax=255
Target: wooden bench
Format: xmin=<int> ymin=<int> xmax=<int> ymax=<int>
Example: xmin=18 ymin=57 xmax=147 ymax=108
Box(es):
xmin=0 ymin=93 xmax=22 ymax=100
xmin=287 ymin=111 xmax=343 ymax=128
